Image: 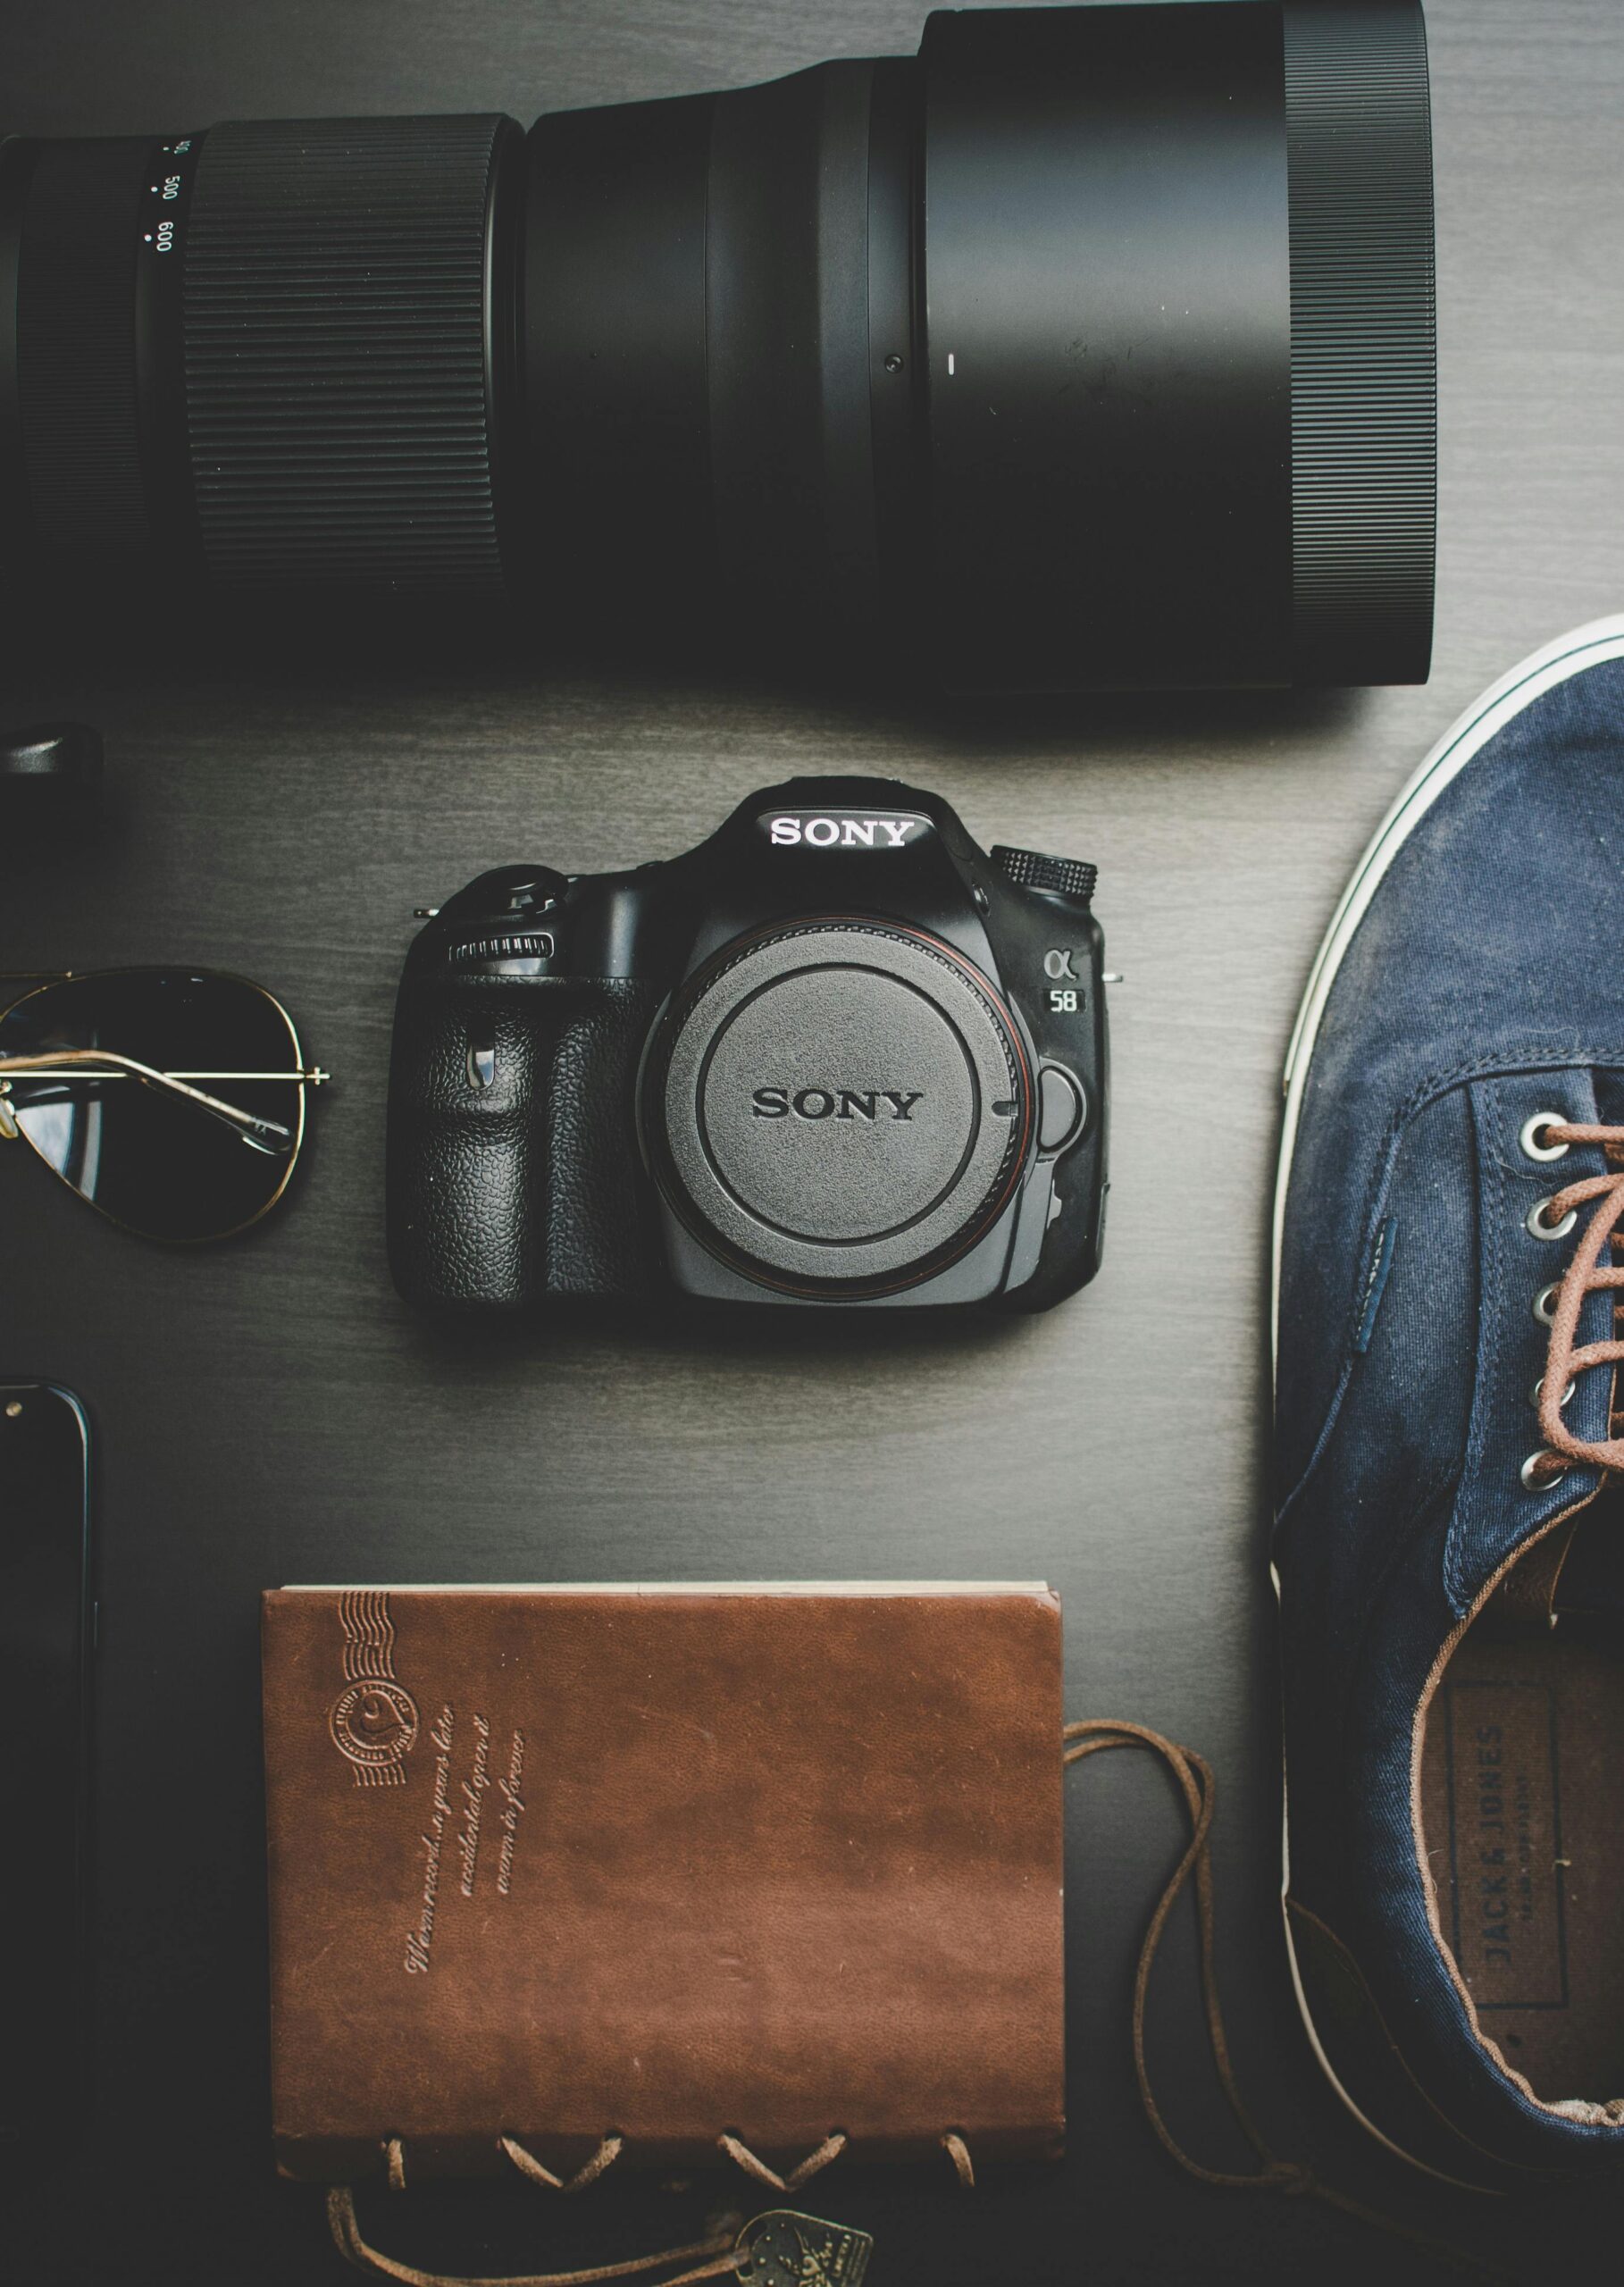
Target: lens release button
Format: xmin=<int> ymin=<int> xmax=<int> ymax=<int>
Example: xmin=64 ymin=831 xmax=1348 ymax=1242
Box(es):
xmin=1038 ymin=1064 xmax=1086 ymax=1153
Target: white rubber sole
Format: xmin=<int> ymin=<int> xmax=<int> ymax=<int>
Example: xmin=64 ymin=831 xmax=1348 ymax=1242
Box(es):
xmin=1269 ymin=613 xmax=1624 ymax=2182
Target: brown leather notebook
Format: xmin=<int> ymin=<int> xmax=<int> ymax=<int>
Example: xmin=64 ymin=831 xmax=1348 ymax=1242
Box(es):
xmin=262 ymin=1583 xmax=1065 ymax=2184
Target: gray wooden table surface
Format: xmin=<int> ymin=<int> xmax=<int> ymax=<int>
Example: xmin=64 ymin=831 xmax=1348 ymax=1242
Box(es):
xmin=2 ymin=1 xmax=1620 ymax=2279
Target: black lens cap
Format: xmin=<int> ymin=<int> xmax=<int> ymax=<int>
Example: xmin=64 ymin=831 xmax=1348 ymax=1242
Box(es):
xmin=644 ymin=919 xmax=1033 ymax=1295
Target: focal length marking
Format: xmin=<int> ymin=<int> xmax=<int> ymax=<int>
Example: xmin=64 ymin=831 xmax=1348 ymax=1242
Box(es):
xmin=138 ymin=135 xmax=201 ymax=257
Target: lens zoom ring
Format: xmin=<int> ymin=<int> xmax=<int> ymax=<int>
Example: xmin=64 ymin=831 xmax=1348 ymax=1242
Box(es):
xmin=183 ymin=116 xmax=506 ymax=589
xmin=1285 ymin=1 xmax=1436 ymax=685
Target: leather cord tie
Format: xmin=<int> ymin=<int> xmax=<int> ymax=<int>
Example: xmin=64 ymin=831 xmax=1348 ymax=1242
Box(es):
xmin=940 ymin=2131 xmax=975 ymax=2191
xmin=1527 ymin=1121 xmax=1624 ymax=1477
xmin=330 ymin=2186 xmax=742 ymax=2287
xmin=715 ymin=2130 xmax=845 ymax=2191
xmin=500 ymin=2136 xmax=624 ymax=2194
xmin=1064 ymin=1721 xmax=1500 ymax=2278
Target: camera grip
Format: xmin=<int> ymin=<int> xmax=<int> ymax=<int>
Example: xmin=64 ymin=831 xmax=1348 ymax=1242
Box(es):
xmin=387 ymin=972 xmax=660 ymax=1309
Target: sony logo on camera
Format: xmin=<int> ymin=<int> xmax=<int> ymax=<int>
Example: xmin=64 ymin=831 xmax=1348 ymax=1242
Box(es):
xmin=751 ymin=1086 xmax=925 ymax=1122
xmin=760 ymin=810 xmax=929 ymax=850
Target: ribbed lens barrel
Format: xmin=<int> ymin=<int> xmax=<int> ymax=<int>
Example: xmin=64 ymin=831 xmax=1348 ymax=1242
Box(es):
xmin=1 ymin=113 xmax=523 ymax=599
xmin=1285 ymin=0 xmax=1436 ymax=684
xmin=0 ymin=1 xmax=1436 ymax=692
xmin=184 ymin=117 xmax=522 ymax=591
xmin=908 ymin=0 xmax=1435 ymax=690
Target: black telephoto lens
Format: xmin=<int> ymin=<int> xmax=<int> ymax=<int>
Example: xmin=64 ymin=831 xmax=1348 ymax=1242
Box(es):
xmin=0 ymin=1 xmax=1436 ymax=692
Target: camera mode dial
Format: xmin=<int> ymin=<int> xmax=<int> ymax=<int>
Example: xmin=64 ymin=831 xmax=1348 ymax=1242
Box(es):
xmin=991 ymin=846 xmax=1098 ymax=905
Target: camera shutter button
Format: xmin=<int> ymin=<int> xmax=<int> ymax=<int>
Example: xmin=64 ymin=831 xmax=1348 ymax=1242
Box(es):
xmin=501 ymin=868 xmax=568 ymax=913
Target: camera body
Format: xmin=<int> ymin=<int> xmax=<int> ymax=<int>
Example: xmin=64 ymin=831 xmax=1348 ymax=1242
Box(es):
xmin=388 ymin=778 xmax=1108 ymax=1311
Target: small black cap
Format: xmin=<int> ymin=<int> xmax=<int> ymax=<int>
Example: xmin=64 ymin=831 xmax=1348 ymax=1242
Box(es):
xmin=991 ymin=845 xmax=1098 ymax=905
xmin=0 ymin=721 xmax=104 ymax=843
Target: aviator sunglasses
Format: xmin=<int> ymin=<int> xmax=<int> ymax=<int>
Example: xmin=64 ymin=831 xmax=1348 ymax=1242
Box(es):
xmin=0 ymin=968 xmax=328 ymax=1242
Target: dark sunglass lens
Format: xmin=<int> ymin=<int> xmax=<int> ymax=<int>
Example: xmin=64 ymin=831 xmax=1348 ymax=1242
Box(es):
xmin=0 ymin=970 xmax=306 ymax=1241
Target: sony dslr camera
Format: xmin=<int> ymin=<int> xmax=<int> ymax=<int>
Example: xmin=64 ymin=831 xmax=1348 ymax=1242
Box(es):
xmin=387 ymin=778 xmax=1108 ymax=1311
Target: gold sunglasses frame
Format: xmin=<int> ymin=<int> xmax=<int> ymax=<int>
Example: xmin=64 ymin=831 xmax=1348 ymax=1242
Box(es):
xmin=0 ymin=966 xmax=325 ymax=1244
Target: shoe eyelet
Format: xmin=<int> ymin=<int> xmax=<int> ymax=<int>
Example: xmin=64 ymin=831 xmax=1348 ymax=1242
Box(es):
xmin=1527 ymin=1196 xmax=1578 ymax=1241
xmin=1533 ymin=1282 xmax=1561 ymax=1326
xmin=1520 ymin=1112 xmax=1572 ymax=1163
xmin=1529 ymin=1374 xmax=1578 ymax=1411
xmin=1521 ymin=1450 xmax=1572 ymax=1491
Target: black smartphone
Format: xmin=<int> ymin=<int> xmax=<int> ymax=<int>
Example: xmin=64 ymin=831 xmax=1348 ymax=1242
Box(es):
xmin=0 ymin=1383 xmax=91 ymax=2161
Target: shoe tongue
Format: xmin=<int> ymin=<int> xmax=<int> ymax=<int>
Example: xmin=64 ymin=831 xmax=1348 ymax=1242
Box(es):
xmin=1554 ymin=1494 xmax=1624 ymax=1621
xmin=1482 ymin=1495 xmax=1624 ymax=1637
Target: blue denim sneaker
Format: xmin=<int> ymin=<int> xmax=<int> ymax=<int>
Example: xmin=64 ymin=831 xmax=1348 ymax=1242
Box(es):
xmin=1273 ymin=616 xmax=1624 ymax=2187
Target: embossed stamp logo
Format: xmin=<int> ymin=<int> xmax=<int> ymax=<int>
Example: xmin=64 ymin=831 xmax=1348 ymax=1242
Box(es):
xmin=328 ymin=1590 xmax=418 ymax=1789
xmin=330 ymin=1680 xmax=420 ymax=1771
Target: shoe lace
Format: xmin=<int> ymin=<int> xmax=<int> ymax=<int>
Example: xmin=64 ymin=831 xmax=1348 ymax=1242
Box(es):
xmin=1527 ymin=1120 xmax=1624 ymax=1479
